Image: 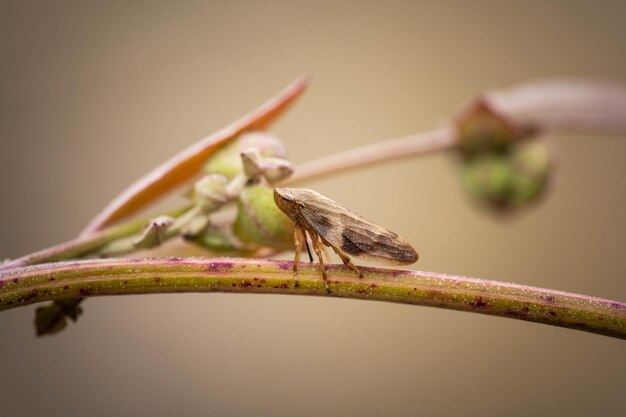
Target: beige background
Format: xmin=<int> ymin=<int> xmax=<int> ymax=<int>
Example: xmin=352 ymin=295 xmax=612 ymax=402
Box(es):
xmin=1 ymin=1 xmax=625 ymax=416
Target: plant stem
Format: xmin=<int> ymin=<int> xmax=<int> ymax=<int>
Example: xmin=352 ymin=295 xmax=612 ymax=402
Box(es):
xmin=0 ymin=207 xmax=191 ymax=270
xmin=1 ymin=257 xmax=624 ymax=339
xmin=285 ymin=125 xmax=458 ymax=184
xmin=284 ymin=80 xmax=626 ymax=186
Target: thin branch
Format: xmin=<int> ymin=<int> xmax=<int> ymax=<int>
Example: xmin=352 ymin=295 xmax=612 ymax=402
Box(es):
xmin=1 ymin=257 xmax=624 ymax=339
xmin=285 ymin=125 xmax=458 ymax=184
xmin=0 ymin=207 xmax=190 ymax=270
xmin=286 ymin=80 xmax=626 ymax=186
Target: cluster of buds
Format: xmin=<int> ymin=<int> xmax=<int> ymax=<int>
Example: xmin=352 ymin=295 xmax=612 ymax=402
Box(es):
xmin=119 ymin=131 xmax=296 ymax=257
xmin=240 ymin=148 xmax=293 ymax=184
xmin=455 ymin=99 xmax=552 ymax=212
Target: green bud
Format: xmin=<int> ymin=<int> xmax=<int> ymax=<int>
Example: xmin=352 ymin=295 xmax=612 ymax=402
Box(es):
xmin=460 ymin=139 xmax=552 ymax=211
xmin=511 ymin=138 xmax=551 ymax=179
xmin=461 ymin=154 xmax=515 ymax=205
xmin=185 ymin=224 xmax=242 ymax=252
xmin=133 ymin=216 xmax=174 ymax=249
xmin=240 ymin=131 xmax=287 ymax=159
xmin=510 ymin=173 xmax=543 ymax=205
xmin=240 ymin=148 xmax=294 ymax=184
xmin=240 ymin=148 xmax=263 ymax=178
xmin=258 ymin=157 xmax=294 ymax=183
xmin=203 ymin=139 xmax=242 ymax=179
xmin=181 ymin=215 xmax=210 ymax=239
xmin=191 ymin=174 xmax=229 ymax=210
xmin=232 ymin=184 xmax=294 ymax=250
xmin=456 ymin=99 xmax=525 ymax=157
xmin=204 ymin=131 xmax=288 ymax=179
xmin=508 ymin=139 xmax=551 ymax=206
xmin=455 ymin=97 xmax=551 ymax=212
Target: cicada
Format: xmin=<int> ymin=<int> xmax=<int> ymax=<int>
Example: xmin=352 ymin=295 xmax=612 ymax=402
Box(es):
xmin=273 ymin=188 xmax=418 ymax=292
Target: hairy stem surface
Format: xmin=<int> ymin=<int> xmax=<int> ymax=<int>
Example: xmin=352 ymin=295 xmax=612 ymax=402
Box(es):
xmin=1 ymin=257 xmax=624 ymax=339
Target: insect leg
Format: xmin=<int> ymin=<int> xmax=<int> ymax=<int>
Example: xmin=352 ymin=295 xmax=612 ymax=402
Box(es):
xmin=305 ymin=237 xmax=313 ymax=263
xmin=317 ymin=235 xmax=330 ymax=263
xmin=330 ymin=245 xmax=364 ymax=278
xmin=309 ymin=231 xmax=331 ymax=293
xmin=292 ymin=225 xmax=307 ymax=287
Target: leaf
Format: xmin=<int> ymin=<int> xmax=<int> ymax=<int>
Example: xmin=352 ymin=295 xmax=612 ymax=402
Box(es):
xmin=35 ymin=298 xmax=84 ymax=336
xmin=81 ymin=76 xmax=310 ymax=236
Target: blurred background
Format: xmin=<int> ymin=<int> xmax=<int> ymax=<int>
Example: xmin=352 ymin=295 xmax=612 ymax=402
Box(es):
xmin=1 ymin=1 xmax=625 ymax=416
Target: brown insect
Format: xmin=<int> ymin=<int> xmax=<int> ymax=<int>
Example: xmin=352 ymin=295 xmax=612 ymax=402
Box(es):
xmin=273 ymin=188 xmax=418 ymax=292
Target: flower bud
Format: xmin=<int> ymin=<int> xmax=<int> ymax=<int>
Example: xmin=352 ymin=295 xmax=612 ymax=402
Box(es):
xmin=461 ymin=154 xmax=514 ymax=206
xmin=508 ymin=139 xmax=551 ymax=205
xmin=240 ymin=148 xmax=294 ymax=184
xmin=456 ymin=99 xmax=530 ymax=157
xmin=185 ymin=224 xmax=242 ymax=252
xmin=460 ymin=139 xmax=551 ymax=211
xmin=259 ymin=158 xmax=294 ymax=183
xmin=240 ymin=148 xmax=263 ymax=178
xmin=240 ymin=131 xmax=288 ymax=159
xmin=232 ymin=184 xmax=294 ymax=250
xmin=204 ymin=131 xmax=288 ymax=179
xmin=133 ymin=216 xmax=174 ymax=249
xmin=455 ymin=97 xmax=551 ymax=212
xmin=181 ymin=215 xmax=210 ymax=239
xmin=191 ymin=174 xmax=229 ymax=210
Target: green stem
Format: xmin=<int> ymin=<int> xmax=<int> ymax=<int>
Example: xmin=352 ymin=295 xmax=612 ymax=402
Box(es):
xmin=0 ymin=207 xmax=191 ymax=269
xmin=1 ymin=257 xmax=624 ymax=339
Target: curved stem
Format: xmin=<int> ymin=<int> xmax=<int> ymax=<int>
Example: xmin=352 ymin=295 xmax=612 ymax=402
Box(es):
xmin=285 ymin=125 xmax=458 ymax=184
xmin=0 ymin=207 xmax=191 ymax=270
xmin=1 ymin=257 xmax=624 ymax=339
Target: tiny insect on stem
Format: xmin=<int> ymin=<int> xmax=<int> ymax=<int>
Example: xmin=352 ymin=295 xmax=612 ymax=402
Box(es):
xmin=273 ymin=187 xmax=418 ymax=293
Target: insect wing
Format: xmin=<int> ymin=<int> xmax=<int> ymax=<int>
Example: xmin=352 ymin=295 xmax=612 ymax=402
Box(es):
xmin=299 ymin=195 xmax=417 ymax=265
